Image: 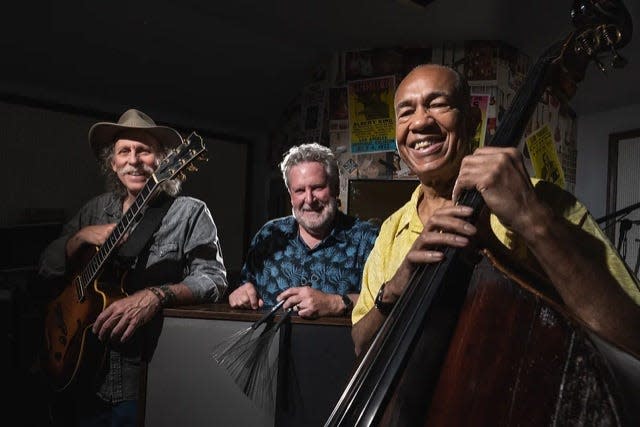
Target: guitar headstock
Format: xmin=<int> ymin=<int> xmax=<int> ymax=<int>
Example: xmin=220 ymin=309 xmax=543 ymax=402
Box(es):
xmin=551 ymin=0 xmax=632 ymax=101
xmin=153 ymin=131 xmax=207 ymax=183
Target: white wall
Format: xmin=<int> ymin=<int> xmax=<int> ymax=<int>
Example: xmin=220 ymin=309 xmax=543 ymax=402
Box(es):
xmin=575 ymin=103 xmax=640 ymax=219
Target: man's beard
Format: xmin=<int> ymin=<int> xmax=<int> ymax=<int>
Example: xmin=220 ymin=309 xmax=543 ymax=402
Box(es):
xmin=293 ymin=197 xmax=337 ymax=236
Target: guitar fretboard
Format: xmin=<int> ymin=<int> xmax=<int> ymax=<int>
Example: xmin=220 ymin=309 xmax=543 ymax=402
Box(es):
xmin=74 ymin=179 xmax=159 ymax=298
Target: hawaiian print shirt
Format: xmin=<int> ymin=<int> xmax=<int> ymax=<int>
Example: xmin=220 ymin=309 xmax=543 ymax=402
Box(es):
xmin=238 ymin=211 xmax=379 ymax=307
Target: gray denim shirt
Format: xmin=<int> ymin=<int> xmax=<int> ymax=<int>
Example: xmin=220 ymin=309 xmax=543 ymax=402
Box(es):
xmin=39 ymin=192 xmax=228 ymax=402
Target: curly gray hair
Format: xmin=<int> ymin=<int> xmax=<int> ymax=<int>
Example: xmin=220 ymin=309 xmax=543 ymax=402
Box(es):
xmin=279 ymin=143 xmax=340 ymax=196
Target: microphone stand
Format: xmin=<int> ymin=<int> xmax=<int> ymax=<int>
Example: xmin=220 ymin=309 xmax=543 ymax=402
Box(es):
xmin=597 ymin=202 xmax=640 ymax=278
xmin=617 ymin=219 xmax=632 ymax=257
xmin=596 ymin=201 xmax=640 ymax=224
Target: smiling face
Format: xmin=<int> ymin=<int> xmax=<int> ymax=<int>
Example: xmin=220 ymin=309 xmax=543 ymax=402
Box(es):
xmin=394 ymin=65 xmax=473 ymax=189
xmin=288 ymin=161 xmax=337 ymax=238
xmin=110 ymin=131 xmax=160 ymax=197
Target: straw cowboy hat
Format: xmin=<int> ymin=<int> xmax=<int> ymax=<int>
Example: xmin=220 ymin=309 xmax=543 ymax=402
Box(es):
xmin=88 ymin=108 xmax=183 ymax=158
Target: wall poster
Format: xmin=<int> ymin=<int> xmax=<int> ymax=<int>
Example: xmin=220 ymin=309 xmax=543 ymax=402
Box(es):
xmin=347 ymin=75 xmax=396 ymax=154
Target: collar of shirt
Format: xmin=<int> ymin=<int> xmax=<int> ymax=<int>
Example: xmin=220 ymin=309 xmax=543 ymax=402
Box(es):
xmin=103 ymin=192 xmax=123 ymax=221
xmin=395 ymin=184 xmax=424 ymax=238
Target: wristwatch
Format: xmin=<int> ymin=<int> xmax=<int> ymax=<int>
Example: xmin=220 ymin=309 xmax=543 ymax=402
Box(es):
xmin=374 ymin=283 xmax=395 ymax=316
xmin=341 ymin=294 xmax=354 ymax=316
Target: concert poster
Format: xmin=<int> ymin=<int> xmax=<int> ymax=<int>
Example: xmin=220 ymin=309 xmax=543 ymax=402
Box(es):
xmin=525 ymin=124 xmax=565 ymax=188
xmin=347 ymin=76 xmax=396 ymax=154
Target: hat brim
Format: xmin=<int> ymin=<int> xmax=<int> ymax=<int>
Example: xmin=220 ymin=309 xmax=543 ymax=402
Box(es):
xmin=88 ymin=122 xmax=183 ymax=158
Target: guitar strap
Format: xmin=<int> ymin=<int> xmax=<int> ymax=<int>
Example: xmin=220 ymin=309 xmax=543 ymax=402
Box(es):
xmin=117 ymin=193 xmax=175 ymax=265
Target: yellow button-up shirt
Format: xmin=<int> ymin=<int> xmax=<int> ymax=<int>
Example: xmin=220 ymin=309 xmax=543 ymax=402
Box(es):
xmin=352 ymin=180 xmax=640 ymax=324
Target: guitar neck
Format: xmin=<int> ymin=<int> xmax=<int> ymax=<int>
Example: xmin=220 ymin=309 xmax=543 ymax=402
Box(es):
xmin=71 ymin=131 xmax=207 ymax=294
xmin=77 ymin=179 xmax=160 ymax=289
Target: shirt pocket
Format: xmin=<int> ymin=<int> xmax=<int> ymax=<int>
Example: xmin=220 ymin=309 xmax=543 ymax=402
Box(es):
xmin=147 ymin=242 xmax=179 ymax=265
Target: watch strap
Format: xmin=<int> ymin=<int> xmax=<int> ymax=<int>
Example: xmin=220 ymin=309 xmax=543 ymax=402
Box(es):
xmin=341 ymin=293 xmax=354 ymax=316
xmin=374 ymin=282 xmax=395 ymax=316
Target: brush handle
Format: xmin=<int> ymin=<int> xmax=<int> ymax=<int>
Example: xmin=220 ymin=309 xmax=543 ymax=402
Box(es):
xmin=274 ymin=308 xmax=293 ymax=328
xmin=251 ymin=299 xmax=285 ymax=329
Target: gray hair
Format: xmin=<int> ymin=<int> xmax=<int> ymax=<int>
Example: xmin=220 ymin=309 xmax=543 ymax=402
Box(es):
xmin=98 ymin=143 xmax=182 ymax=198
xmin=279 ymin=143 xmax=340 ymax=196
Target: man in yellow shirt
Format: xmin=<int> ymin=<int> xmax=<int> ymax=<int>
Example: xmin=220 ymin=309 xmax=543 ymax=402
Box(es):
xmin=351 ymin=64 xmax=640 ymax=360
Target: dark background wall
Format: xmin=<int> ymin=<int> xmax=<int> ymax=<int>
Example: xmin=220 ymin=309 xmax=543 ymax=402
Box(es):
xmin=0 ymin=100 xmax=251 ymax=276
xmin=2 ymin=1 xmax=640 ymax=424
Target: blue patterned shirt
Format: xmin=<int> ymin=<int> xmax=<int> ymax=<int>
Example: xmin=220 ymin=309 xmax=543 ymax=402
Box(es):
xmin=239 ymin=211 xmax=379 ymax=307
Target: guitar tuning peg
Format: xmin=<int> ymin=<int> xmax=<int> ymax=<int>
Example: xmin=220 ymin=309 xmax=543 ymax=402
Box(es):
xmin=593 ymin=56 xmax=607 ymax=74
xmin=179 ymin=172 xmax=187 ymax=181
xmin=610 ymin=49 xmax=628 ymax=68
xmin=198 ymin=154 xmax=209 ymax=162
xmin=187 ymin=164 xmax=198 ymax=172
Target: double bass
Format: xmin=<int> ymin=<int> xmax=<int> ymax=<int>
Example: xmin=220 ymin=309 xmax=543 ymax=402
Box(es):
xmin=326 ymin=1 xmax=639 ymax=426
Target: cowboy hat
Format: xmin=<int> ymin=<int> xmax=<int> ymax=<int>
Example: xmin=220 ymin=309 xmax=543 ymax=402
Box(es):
xmin=88 ymin=108 xmax=182 ymax=158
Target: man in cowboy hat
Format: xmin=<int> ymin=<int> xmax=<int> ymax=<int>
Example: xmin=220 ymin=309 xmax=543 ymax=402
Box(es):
xmin=39 ymin=108 xmax=228 ymax=426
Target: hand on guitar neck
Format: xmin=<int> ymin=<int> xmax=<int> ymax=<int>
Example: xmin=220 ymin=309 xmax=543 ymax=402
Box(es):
xmin=65 ymin=223 xmax=117 ymax=259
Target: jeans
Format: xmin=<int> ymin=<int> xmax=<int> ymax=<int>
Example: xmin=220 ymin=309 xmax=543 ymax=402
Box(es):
xmin=77 ymin=398 xmax=137 ymax=427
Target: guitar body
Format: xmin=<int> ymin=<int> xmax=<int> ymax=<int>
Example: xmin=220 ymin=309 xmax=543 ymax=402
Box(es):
xmin=42 ymin=246 xmax=128 ymax=392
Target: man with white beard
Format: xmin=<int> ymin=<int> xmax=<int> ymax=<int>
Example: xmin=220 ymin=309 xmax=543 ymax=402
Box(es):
xmin=228 ymin=143 xmax=379 ymax=319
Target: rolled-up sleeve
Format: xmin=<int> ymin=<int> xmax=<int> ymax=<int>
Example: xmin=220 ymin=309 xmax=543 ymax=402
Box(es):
xmin=179 ymin=199 xmax=228 ymax=302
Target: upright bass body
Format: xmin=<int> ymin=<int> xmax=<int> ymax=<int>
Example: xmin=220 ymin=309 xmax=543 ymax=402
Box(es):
xmin=380 ymin=251 xmax=639 ymax=426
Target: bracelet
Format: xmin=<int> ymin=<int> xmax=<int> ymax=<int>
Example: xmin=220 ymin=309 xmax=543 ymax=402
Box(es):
xmin=159 ymin=284 xmax=177 ymax=307
xmin=148 ymin=286 xmax=169 ymax=308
